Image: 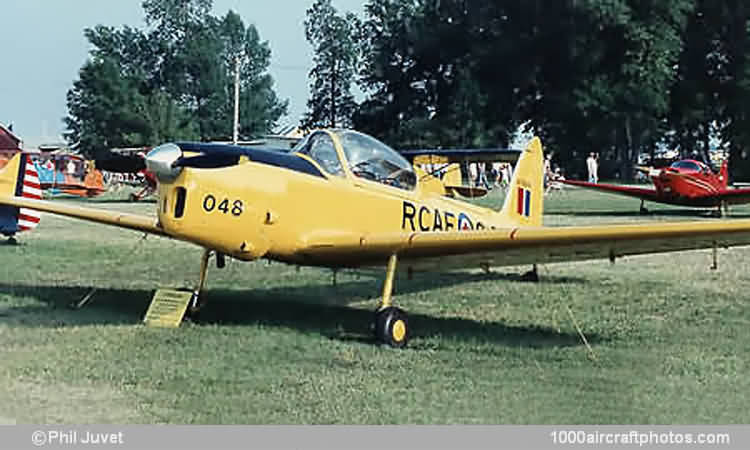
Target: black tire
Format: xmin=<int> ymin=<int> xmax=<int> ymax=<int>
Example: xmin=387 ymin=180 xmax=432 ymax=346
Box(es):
xmin=374 ymin=306 xmax=409 ymax=348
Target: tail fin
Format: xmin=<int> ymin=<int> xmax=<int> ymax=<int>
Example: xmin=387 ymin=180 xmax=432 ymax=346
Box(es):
xmin=0 ymin=153 xmax=41 ymax=235
xmin=442 ymin=163 xmax=462 ymax=187
xmin=495 ymin=137 xmax=544 ymax=227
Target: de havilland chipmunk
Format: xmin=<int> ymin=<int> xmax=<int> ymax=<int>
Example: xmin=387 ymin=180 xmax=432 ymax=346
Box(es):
xmin=4 ymin=129 xmax=750 ymax=347
xmin=562 ymin=158 xmax=750 ymax=216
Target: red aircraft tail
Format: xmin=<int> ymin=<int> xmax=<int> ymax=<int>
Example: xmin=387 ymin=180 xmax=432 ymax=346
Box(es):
xmin=719 ymin=159 xmax=729 ymax=188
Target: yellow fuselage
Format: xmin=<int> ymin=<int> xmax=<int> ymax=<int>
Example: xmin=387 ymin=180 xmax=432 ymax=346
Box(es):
xmin=157 ymin=161 xmax=506 ymax=267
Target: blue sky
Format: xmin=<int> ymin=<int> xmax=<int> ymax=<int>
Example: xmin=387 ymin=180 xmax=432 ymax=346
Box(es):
xmin=0 ymin=0 xmax=365 ymax=146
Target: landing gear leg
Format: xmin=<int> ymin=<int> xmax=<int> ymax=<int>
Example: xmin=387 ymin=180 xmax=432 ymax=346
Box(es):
xmin=520 ymin=264 xmax=539 ymax=282
xmin=639 ymin=200 xmax=648 ymax=215
xmin=189 ymin=249 xmax=212 ymax=314
xmin=374 ymin=254 xmax=409 ymax=348
xmin=711 ymin=241 xmax=718 ymax=270
xmin=5 ymin=235 xmax=17 ymax=245
xmin=711 ymin=206 xmax=722 ymax=218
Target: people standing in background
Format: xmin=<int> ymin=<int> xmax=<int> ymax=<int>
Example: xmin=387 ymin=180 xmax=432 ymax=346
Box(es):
xmin=492 ymin=161 xmax=502 ymax=188
xmin=477 ymin=163 xmax=491 ymax=189
xmin=544 ymin=154 xmax=553 ymax=189
xmin=587 ymin=153 xmax=598 ymax=183
xmin=501 ymin=163 xmax=513 ymax=191
xmin=594 ymin=153 xmax=600 ymax=183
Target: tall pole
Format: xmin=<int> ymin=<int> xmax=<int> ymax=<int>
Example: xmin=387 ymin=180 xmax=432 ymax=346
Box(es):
xmin=233 ymin=56 xmax=240 ymax=145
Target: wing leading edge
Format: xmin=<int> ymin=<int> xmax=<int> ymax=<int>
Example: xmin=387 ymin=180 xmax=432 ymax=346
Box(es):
xmin=560 ymin=180 xmax=660 ymax=202
xmin=298 ymin=220 xmax=750 ymax=270
xmin=717 ymin=187 xmax=750 ymax=205
xmin=0 ymin=195 xmax=166 ymax=237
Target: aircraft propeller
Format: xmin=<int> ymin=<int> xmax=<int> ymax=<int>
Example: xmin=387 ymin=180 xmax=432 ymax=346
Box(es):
xmin=146 ymin=143 xmax=246 ymax=182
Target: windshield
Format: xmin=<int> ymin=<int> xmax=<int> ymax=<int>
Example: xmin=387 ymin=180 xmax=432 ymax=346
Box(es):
xmin=670 ymin=160 xmax=702 ymax=172
xmin=337 ymin=130 xmax=416 ymax=190
xmin=293 ymin=132 xmax=344 ymax=177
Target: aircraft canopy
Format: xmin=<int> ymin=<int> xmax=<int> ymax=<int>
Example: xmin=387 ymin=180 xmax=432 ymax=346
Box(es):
xmin=294 ymin=130 xmax=417 ymax=191
xmin=670 ymin=160 xmax=711 ymax=173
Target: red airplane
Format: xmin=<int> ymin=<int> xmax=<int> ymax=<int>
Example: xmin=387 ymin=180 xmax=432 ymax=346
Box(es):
xmin=562 ymin=159 xmax=750 ymax=216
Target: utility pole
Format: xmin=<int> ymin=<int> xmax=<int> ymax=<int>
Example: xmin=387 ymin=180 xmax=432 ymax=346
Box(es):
xmin=232 ymin=56 xmax=240 ymax=145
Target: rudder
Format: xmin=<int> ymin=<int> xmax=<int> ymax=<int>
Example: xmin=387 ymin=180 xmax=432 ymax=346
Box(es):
xmin=495 ymin=137 xmax=544 ymax=227
xmin=0 ymin=153 xmax=41 ymax=236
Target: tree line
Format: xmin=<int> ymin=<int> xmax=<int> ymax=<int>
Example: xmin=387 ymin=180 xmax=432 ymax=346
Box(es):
xmin=305 ymin=0 xmax=750 ymax=179
xmin=67 ymin=0 xmax=750 ymax=180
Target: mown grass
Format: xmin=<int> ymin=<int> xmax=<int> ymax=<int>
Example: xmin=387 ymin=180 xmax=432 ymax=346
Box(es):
xmin=1 ymin=186 xmax=749 ymax=424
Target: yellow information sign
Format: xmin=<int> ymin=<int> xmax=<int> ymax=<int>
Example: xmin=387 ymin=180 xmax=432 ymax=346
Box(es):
xmin=143 ymin=289 xmax=194 ymax=328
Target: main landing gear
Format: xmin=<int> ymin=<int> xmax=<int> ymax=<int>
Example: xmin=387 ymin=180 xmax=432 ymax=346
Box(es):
xmin=520 ymin=264 xmax=539 ymax=282
xmin=189 ymin=248 xmax=226 ymax=314
xmin=374 ymin=254 xmax=410 ymax=348
xmin=639 ymin=200 xmax=648 ymax=215
xmin=712 ymin=201 xmax=728 ymax=218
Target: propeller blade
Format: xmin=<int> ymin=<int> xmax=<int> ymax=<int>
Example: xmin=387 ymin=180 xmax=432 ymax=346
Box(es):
xmin=173 ymin=153 xmax=241 ymax=169
xmin=95 ymin=154 xmax=146 ymax=173
xmin=146 ymin=142 xmax=252 ymax=181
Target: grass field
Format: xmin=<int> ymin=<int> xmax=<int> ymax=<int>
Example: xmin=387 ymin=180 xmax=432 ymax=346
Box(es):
xmin=1 ymin=187 xmax=749 ymax=424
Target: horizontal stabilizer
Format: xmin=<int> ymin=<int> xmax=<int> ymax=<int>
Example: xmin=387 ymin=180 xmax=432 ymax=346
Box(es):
xmin=446 ymin=185 xmax=488 ymax=198
xmin=402 ymin=148 xmax=522 ymax=165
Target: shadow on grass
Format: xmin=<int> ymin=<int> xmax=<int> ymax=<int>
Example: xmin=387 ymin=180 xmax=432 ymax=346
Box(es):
xmin=403 ymin=270 xmax=588 ymax=286
xmin=0 ymin=278 xmax=598 ymax=348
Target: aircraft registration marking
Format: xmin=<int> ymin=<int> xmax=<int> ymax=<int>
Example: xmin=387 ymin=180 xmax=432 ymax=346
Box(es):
xmin=401 ymin=200 xmax=485 ymax=232
xmin=202 ymin=194 xmax=244 ymax=216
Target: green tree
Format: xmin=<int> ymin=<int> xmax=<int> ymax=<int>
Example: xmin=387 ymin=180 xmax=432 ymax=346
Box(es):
xmin=65 ymin=0 xmax=287 ymax=152
xmin=303 ymin=0 xmax=360 ymax=129
xmin=218 ymin=11 xmax=288 ymax=138
xmin=355 ymin=0 xmax=697 ymax=179
xmin=355 ymin=0 xmax=532 ymax=148
xmin=65 ymin=55 xmax=198 ymax=158
xmin=668 ymin=1 xmax=750 ymax=179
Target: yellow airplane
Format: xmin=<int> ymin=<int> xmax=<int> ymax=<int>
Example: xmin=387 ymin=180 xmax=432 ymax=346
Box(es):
xmin=3 ymin=129 xmax=750 ymax=348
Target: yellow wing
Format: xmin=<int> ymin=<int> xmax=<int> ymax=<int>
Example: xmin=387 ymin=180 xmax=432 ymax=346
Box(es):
xmin=0 ymin=152 xmax=164 ymax=236
xmin=298 ymin=220 xmax=750 ymax=270
xmin=0 ymin=195 xmax=166 ymax=236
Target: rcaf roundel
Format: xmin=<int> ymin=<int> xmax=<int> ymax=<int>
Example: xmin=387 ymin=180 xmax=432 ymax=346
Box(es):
xmin=457 ymin=212 xmax=473 ymax=230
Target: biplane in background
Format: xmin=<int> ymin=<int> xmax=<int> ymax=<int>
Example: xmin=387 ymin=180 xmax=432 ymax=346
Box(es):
xmin=401 ymin=148 xmax=521 ymax=198
xmin=32 ymin=153 xmax=106 ymax=198
xmin=96 ymin=152 xmax=158 ymax=201
xmin=561 ymin=158 xmax=750 ymax=216
xmin=4 ymin=129 xmax=750 ymax=348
